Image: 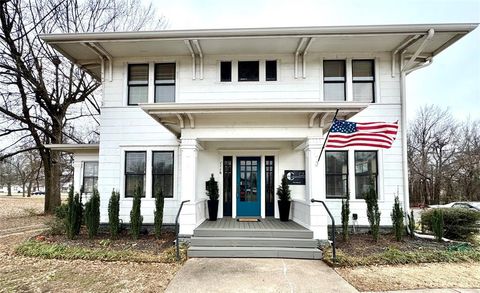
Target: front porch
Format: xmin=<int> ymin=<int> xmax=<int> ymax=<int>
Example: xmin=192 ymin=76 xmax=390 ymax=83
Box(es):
xmin=188 ymin=217 xmax=322 ymax=259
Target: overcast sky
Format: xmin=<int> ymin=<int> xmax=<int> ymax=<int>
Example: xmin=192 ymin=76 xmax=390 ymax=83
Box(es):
xmin=152 ymin=0 xmax=480 ymax=120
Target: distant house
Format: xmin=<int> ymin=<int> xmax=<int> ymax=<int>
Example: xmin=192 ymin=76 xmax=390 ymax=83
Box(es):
xmin=42 ymin=23 xmax=477 ymax=258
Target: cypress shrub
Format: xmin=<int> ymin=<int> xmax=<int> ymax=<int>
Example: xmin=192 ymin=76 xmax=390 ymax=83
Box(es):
xmin=421 ymin=208 xmax=480 ymax=240
xmin=407 ymin=210 xmax=416 ymax=238
xmin=365 ymin=183 xmax=381 ymax=242
xmin=154 ymin=189 xmax=165 ymax=239
xmin=390 ymin=196 xmax=404 ymax=241
xmin=66 ymin=186 xmax=82 ymax=239
xmin=130 ymin=186 xmax=143 ymax=240
xmin=341 ymin=197 xmax=350 ymax=242
xmin=431 ymin=209 xmax=444 ymax=241
xmin=85 ymin=188 xmax=100 ymax=239
xmin=108 ymin=189 xmax=120 ymax=239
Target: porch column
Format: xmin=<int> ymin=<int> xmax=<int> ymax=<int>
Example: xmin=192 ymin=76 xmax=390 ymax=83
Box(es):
xmin=179 ymin=138 xmax=199 ymax=235
xmin=304 ymin=136 xmax=328 ymax=240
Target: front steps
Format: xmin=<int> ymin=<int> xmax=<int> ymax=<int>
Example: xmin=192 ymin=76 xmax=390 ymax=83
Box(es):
xmin=188 ymin=223 xmax=322 ymax=259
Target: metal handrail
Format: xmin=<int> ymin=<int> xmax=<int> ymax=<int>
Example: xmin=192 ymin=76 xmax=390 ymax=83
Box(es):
xmin=175 ymin=200 xmax=190 ymax=261
xmin=311 ymin=198 xmax=336 ymax=262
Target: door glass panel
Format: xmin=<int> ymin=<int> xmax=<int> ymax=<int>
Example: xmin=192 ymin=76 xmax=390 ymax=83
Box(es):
xmin=239 ymin=158 xmax=258 ymax=202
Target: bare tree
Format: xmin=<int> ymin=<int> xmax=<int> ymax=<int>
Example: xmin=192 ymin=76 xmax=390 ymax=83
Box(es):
xmin=0 ymin=0 xmax=167 ymax=213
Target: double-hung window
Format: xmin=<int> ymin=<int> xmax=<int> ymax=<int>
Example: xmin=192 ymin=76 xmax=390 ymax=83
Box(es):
xmin=125 ymin=151 xmax=146 ymax=197
xmin=353 ymin=60 xmax=375 ymax=102
xmin=155 ymin=63 xmax=175 ymax=102
xmin=355 ymin=151 xmax=378 ymax=199
xmin=323 ymin=60 xmax=346 ymax=101
xmin=128 ymin=64 xmax=149 ymax=105
xmin=325 ymin=151 xmax=348 ymax=198
xmin=152 ymin=151 xmax=174 ymax=198
xmin=82 ymin=162 xmax=98 ymax=194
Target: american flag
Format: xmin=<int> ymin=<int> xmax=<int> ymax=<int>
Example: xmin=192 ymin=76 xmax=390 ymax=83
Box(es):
xmin=326 ymin=119 xmax=399 ymax=149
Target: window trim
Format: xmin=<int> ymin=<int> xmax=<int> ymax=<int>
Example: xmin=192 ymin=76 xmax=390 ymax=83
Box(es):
xmin=124 ymin=151 xmax=147 ymax=198
xmin=127 ymin=64 xmax=149 ymax=106
xmin=151 ymin=151 xmax=174 ymax=198
xmin=237 ymin=60 xmax=260 ymax=82
xmin=82 ymin=161 xmax=98 ymax=195
xmin=354 ymin=150 xmax=378 ymax=199
xmin=154 ymin=62 xmax=176 ymax=103
xmin=323 ymin=60 xmax=346 ymax=102
xmin=352 ymin=59 xmax=375 ymax=103
xmin=325 ymin=150 xmax=349 ymax=199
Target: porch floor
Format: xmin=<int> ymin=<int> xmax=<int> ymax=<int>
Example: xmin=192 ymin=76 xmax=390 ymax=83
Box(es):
xmin=196 ymin=217 xmax=309 ymax=231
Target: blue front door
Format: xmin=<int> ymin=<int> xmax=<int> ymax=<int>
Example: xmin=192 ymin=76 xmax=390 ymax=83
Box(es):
xmin=237 ymin=157 xmax=261 ymax=217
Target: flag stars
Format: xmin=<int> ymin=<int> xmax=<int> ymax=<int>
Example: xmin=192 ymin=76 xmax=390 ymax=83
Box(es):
xmin=331 ymin=120 xmax=357 ymax=134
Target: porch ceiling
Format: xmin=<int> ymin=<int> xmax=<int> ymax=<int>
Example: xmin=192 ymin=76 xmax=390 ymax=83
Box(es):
xmin=140 ymin=102 xmax=368 ymax=138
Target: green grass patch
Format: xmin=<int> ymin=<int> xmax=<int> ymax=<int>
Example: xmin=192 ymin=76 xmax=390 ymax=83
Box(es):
xmin=15 ymin=240 xmax=186 ymax=263
xmin=324 ymin=246 xmax=480 ymax=267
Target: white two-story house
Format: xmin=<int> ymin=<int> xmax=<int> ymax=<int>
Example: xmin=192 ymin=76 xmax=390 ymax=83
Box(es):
xmin=42 ymin=23 xmax=476 ymax=259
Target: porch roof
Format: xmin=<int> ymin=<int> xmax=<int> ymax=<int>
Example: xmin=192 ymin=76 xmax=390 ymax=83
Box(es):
xmin=44 ymin=144 xmax=99 ymax=154
xmin=140 ymin=102 xmax=368 ymax=138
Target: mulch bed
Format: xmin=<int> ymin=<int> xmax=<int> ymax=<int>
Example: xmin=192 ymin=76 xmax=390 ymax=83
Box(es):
xmin=335 ymin=233 xmax=449 ymax=256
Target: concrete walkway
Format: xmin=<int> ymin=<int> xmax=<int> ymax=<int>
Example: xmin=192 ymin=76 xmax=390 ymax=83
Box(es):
xmin=370 ymin=290 xmax=480 ymax=293
xmin=166 ymin=258 xmax=358 ymax=293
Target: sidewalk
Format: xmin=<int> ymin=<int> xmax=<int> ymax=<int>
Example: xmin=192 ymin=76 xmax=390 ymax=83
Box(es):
xmin=166 ymin=258 xmax=358 ymax=293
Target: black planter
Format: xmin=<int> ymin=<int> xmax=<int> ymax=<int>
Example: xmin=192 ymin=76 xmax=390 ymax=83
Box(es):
xmin=207 ymin=199 xmax=219 ymax=221
xmin=278 ymin=200 xmax=291 ymax=222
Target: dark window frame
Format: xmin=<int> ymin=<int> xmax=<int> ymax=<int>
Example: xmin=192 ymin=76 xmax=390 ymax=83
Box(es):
xmin=127 ymin=64 xmax=149 ymax=106
xmin=154 ymin=63 xmax=176 ymax=103
xmin=124 ymin=151 xmax=146 ymax=198
xmin=325 ymin=150 xmax=349 ymax=199
xmin=323 ymin=60 xmax=346 ymax=101
xmin=152 ymin=151 xmax=174 ymax=198
xmin=352 ymin=59 xmax=375 ymax=103
xmin=238 ymin=61 xmax=260 ymax=82
xmin=220 ymin=61 xmax=232 ymax=82
xmin=265 ymin=60 xmax=277 ymax=81
xmin=82 ymin=161 xmax=98 ymax=195
xmin=354 ymin=150 xmax=378 ymax=199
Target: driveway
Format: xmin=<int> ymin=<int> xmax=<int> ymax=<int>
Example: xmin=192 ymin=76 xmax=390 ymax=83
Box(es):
xmin=166 ymin=258 xmax=358 ymax=293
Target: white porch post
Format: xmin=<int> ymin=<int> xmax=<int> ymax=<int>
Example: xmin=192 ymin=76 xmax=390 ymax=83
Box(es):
xmin=179 ymin=138 xmax=199 ymax=235
xmin=304 ymin=136 xmax=328 ymax=240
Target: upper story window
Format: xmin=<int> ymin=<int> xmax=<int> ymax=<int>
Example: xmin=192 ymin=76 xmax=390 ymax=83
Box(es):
xmin=128 ymin=64 xmax=149 ymax=105
xmin=325 ymin=151 xmax=348 ymax=198
xmin=125 ymin=151 xmax=146 ymax=198
xmin=220 ymin=61 xmax=232 ymax=82
xmin=155 ymin=63 xmax=175 ymax=103
xmin=323 ymin=60 xmax=346 ymax=101
xmin=355 ymin=151 xmax=378 ymax=199
xmin=82 ymin=162 xmax=98 ymax=194
xmin=265 ymin=60 xmax=277 ymax=81
xmin=152 ymin=151 xmax=174 ymax=198
xmin=353 ymin=60 xmax=375 ymax=102
xmin=238 ymin=61 xmax=259 ymax=81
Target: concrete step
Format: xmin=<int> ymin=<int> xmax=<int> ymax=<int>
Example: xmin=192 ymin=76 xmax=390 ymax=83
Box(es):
xmin=193 ymin=228 xmax=314 ymax=239
xmin=191 ymin=236 xmax=318 ymax=248
xmin=188 ymin=246 xmax=323 ymax=259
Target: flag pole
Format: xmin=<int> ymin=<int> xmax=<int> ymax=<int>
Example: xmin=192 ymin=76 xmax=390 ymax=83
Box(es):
xmin=316 ymin=109 xmax=339 ymax=166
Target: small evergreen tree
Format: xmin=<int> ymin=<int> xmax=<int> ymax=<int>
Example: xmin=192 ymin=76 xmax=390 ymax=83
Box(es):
xmin=66 ymin=186 xmax=82 ymax=239
xmin=407 ymin=210 xmax=416 ymax=238
xmin=431 ymin=209 xmax=444 ymax=242
xmin=341 ymin=197 xmax=350 ymax=242
xmin=108 ymin=189 xmax=120 ymax=239
xmin=206 ymin=174 xmax=219 ymax=200
xmin=130 ymin=186 xmax=143 ymax=240
xmin=85 ymin=188 xmax=100 ymax=239
xmin=154 ymin=189 xmax=165 ymax=239
xmin=390 ymin=196 xmax=404 ymax=241
xmin=276 ymin=174 xmax=291 ymax=202
xmin=365 ymin=183 xmax=381 ymax=242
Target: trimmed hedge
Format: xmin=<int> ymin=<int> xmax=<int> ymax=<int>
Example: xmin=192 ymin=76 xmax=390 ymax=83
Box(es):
xmin=421 ymin=208 xmax=480 ymax=240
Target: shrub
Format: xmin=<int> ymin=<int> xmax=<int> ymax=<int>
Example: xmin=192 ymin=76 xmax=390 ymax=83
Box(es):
xmin=85 ymin=188 xmax=100 ymax=239
xmin=55 ymin=203 xmax=68 ymax=220
xmin=341 ymin=198 xmax=350 ymax=242
xmin=391 ymin=196 xmax=404 ymax=241
xmin=431 ymin=209 xmax=444 ymax=241
xmin=154 ymin=189 xmax=165 ymax=239
xmin=130 ymin=186 xmax=143 ymax=240
xmin=108 ymin=189 xmax=120 ymax=239
xmin=206 ymin=174 xmax=219 ymax=200
xmin=65 ymin=186 xmax=83 ymax=239
xmin=421 ymin=208 xmax=480 ymax=240
xmin=365 ymin=184 xmax=381 ymax=242
xmin=276 ymin=174 xmax=291 ymax=202
xmin=408 ymin=210 xmax=415 ymax=238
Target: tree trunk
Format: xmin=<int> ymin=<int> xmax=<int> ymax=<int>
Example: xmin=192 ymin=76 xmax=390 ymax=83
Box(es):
xmin=22 ymin=182 xmax=26 ymax=197
xmin=27 ymin=181 xmax=32 ymax=197
xmin=7 ymin=182 xmax=11 ymax=196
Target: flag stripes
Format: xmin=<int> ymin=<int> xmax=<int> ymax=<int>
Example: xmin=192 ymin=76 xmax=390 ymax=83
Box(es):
xmin=326 ymin=120 xmax=398 ymax=149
